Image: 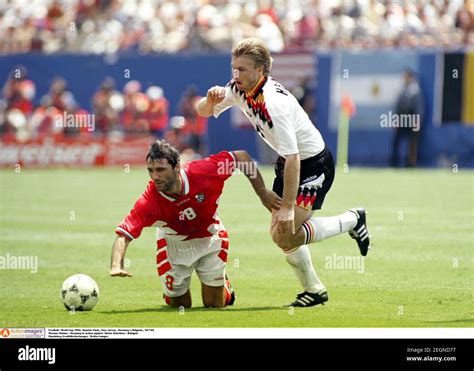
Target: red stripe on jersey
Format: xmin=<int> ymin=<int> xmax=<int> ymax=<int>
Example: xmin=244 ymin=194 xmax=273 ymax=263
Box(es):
xmin=156 ymin=250 xmax=168 ymax=264
xmin=157 ymin=238 xmax=167 ymax=249
xmin=296 ymin=194 xmax=304 ymax=206
xmin=221 ymin=239 xmax=229 ymax=250
xmin=218 ymin=250 xmax=228 ymax=263
xmin=158 ymin=261 xmax=172 ymax=276
xmin=218 ymin=230 xmax=228 ymax=238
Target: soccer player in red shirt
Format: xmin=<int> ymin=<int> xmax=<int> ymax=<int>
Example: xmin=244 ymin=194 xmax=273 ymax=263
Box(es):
xmin=110 ymin=140 xmax=281 ymax=308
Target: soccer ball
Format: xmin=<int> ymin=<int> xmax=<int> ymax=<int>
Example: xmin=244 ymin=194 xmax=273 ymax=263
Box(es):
xmin=60 ymin=274 xmax=99 ymax=311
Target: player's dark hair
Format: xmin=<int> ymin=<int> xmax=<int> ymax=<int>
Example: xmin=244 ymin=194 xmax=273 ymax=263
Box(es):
xmin=146 ymin=140 xmax=180 ymax=168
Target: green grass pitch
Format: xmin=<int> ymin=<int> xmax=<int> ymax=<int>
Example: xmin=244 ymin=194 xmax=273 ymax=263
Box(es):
xmin=0 ymin=165 xmax=472 ymax=328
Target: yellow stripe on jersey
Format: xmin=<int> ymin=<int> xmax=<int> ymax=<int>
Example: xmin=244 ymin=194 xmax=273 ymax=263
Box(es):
xmin=245 ymin=76 xmax=266 ymax=99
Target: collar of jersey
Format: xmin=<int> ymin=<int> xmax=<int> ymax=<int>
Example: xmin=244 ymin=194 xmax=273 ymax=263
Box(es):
xmin=158 ymin=168 xmax=190 ymax=201
xmin=245 ymin=76 xmax=267 ymax=100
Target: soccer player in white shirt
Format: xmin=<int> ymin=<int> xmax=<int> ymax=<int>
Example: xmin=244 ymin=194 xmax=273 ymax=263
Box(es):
xmin=197 ymin=38 xmax=372 ymax=307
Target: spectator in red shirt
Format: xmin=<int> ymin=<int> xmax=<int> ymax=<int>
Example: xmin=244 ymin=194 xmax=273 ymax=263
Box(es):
xmin=92 ymin=77 xmax=122 ymax=136
xmin=1 ymin=67 xmax=35 ymax=136
xmin=48 ymin=77 xmax=68 ymax=111
xmin=180 ymin=86 xmax=208 ymax=157
xmin=121 ymin=80 xmax=150 ymax=135
xmin=145 ymin=86 xmax=169 ymax=139
xmin=2 ymin=66 xmax=35 ymax=115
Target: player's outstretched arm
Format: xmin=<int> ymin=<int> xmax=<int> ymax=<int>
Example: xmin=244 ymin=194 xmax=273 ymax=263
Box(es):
xmin=233 ymin=150 xmax=282 ymax=212
xmin=110 ymin=235 xmax=133 ymax=277
xmin=197 ymin=85 xmax=226 ymax=117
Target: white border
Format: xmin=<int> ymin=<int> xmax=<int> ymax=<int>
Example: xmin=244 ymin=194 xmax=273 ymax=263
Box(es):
xmin=115 ymin=227 xmax=134 ymax=240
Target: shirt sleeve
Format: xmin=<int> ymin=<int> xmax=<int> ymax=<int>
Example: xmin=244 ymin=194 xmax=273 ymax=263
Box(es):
xmin=116 ymin=197 xmax=155 ymax=240
xmin=203 ymin=151 xmax=237 ymax=181
xmin=266 ymin=99 xmax=299 ymax=156
xmin=213 ymin=81 xmax=235 ymax=118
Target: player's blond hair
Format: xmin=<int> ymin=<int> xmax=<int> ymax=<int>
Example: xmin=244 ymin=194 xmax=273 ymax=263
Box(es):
xmin=232 ymin=38 xmax=273 ymax=76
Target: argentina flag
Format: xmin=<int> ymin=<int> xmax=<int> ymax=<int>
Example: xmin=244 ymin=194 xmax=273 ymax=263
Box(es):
xmin=330 ymin=51 xmax=419 ymax=131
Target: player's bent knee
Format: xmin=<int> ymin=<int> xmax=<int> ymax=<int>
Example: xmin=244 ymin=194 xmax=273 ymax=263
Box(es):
xmin=167 ymin=291 xmax=192 ymax=308
xmin=203 ymin=300 xmax=225 ymax=308
xmin=202 ymin=285 xmax=225 ymax=308
xmin=169 ymin=299 xmax=192 ymax=309
xmin=271 ymin=231 xmax=294 ymax=250
xmin=270 ymin=229 xmax=283 ymax=246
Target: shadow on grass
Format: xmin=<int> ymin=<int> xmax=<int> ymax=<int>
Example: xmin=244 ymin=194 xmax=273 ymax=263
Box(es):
xmin=423 ymin=318 xmax=474 ymax=324
xmin=98 ymin=306 xmax=284 ymax=314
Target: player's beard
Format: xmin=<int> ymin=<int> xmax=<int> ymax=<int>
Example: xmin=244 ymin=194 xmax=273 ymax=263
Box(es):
xmin=155 ymin=172 xmax=179 ymax=194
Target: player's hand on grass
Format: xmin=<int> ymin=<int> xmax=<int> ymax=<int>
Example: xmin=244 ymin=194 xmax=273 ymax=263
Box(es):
xmin=259 ymin=189 xmax=282 ymax=212
xmin=110 ymin=267 xmax=133 ymax=277
xmin=206 ymin=86 xmax=226 ymax=105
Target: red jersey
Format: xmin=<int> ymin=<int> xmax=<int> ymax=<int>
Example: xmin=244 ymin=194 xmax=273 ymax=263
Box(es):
xmin=116 ymin=151 xmax=237 ymax=241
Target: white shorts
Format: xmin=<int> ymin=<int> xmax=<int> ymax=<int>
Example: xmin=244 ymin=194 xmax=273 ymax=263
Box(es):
xmin=155 ymin=228 xmax=230 ymax=298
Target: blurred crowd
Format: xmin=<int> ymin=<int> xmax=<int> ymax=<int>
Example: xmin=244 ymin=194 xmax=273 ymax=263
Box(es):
xmin=0 ymin=67 xmax=209 ymax=156
xmin=0 ymin=0 xmax=473 ymax=54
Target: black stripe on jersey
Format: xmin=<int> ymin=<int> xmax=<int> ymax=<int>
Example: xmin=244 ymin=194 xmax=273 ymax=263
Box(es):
xmin=230 ymin=78 xmax=273 ymax=129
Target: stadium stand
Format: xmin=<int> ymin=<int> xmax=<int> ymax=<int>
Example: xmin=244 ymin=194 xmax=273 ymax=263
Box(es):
xmin=0 ymin=0 xmax=473 ymax=55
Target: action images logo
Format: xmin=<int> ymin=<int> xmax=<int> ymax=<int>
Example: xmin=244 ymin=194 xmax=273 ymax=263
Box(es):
xmin=0 ymin=328 xmax=45 ymax=339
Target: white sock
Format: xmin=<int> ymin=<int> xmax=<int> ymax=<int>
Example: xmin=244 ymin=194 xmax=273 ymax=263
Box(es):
xmin=302 ymin=211 xmax=357 ymax=244
xmin=284 ymin=245 xmax=326 ymax=294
